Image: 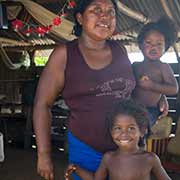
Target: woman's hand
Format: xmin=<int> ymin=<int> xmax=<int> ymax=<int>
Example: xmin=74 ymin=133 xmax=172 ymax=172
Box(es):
xmin=37 ymin=152 xmax=54 ymax=180
xmin=158 ymin=95 xmax=169 ymax=119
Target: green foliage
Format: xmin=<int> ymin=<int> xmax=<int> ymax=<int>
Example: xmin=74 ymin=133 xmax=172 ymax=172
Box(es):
xmin=34 ymin=56 xmax=48 ymax=66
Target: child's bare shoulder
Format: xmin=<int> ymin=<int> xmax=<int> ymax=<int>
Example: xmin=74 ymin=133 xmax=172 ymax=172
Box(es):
xmin=132 ymin=61 xmax=143 ymax=67
xmin=159 ymin=62 xmax=174 ymax=74
xmin=103 ymin=151 xmax=115 ymax=158
xmin=132 ymin=62 xmax=143 ymax=72
xmin=144 ymin=151 xmax=160 ymax=164
xmin=160 ymin=62 xmax=172 ymax=69
xmin=103 ymin=151 xmax=118 ymax=161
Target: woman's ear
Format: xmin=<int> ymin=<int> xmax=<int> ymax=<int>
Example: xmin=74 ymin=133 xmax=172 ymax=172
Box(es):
xmin=76 ymin=13 xmax=83 ymax=25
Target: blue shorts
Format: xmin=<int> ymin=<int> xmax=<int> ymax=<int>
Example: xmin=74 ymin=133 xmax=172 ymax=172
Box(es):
xmin=147 ymin=107 xmax=160 ymax=127
xmin=68 ymin=131 xmax=103 ymax=180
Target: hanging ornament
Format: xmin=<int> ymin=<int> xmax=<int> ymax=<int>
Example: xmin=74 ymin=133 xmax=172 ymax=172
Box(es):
xmin=53 ymin=16 xmax=62 ymax=26
xmin=67 ymin=1 xmax=76 ymax=9
xmin=45 ymin=25 xmax=52 ymax=33
xmin=60 ymin=12 xmax=68 ymax=18
xmin=23 ymin=26 xmax=33 ymax=36
xmin=10 ymin=1 xmax=76 ymax=37
xmin=11 ymin=19 xmax=23 ymax=31
xmin=35 ymin=26 xmax=46 ymax=37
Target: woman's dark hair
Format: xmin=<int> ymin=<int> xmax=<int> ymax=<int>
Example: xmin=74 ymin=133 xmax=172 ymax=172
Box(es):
xmin=106 ymin=99 xmax=149 ymax=133
xmin=137 ymin=17 xmax=177 ymax=51
xmin=73 ymin=0 xmax=117 ymax=36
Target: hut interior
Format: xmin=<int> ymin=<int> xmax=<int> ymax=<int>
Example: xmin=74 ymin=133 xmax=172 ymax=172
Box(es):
xmin=0 ymin=0 xmax=180 ymax=178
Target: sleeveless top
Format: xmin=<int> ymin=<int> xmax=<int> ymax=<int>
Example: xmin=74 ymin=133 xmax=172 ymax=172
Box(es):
xmin=62 ymin=39 xmax=135 ymax=153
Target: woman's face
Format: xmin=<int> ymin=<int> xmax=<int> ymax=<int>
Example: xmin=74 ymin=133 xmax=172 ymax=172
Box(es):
xmin=76 ymin=0 xmax=116 ymax=41
xmin=141 ymin=30 xmax=165 ymax=61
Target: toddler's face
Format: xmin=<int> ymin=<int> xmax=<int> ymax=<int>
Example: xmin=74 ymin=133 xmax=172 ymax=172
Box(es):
xmin=141 ymin=30 xmax=165 ymax=61
xmin=111 ymin=114 xmax=142 ymax=151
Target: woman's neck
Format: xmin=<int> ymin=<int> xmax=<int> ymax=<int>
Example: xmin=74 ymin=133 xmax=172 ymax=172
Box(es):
xmin=78 ymin=35 xmax=107 ymax=51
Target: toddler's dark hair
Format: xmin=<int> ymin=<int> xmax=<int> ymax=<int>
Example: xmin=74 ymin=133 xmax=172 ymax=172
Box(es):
xmin=137 ymin=17 xmax=177 ymax=51
xmin=106 ymin=99 xmax=149 ymax=133
xmin=73 ymin=0 xmax=117 ymax=36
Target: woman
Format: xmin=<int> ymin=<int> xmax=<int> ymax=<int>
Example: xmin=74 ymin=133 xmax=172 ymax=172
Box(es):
xmin=33 ymin=1 xmax=168 ymax=180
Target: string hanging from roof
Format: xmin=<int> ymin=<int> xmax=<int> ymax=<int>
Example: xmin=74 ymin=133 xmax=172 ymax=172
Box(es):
xmin=11 ymin=0 xmax=76 ymax=37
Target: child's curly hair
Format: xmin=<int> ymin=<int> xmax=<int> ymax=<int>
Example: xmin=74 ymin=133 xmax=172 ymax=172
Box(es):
xmin=106 ymin=99 xmax=149 ymax=133
xmin=137 ymin=16 xmax=177 ymax=51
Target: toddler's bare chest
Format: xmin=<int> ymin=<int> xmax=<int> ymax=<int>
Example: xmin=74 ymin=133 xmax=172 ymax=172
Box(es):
xmin=137 ymin=64 xmax=163 ymax=82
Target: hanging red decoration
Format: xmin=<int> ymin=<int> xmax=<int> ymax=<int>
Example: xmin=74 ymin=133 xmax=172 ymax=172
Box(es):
xmin=53 ymin=16 xmax=61 ymax=26
xmin=45 ymin=25 xmax=53 ymax=33
xmin=10 ymin=1 xmax=76 ymax=37
xmin=11 ymin=19 xmax=23 ymax=31
xmin=23 ymin=27 xmax=33 ymax=37
xmin=67 ymin=1 xmax=76 ymax=9
xmin=35 ymin=26 xmax=47 ymax=37
xmin=60 ymin=12 xmax=68 ymax=18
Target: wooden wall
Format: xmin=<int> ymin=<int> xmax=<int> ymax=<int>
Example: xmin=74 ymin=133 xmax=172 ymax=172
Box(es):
xmin=0 ymin=57 xmax=37 ymax=104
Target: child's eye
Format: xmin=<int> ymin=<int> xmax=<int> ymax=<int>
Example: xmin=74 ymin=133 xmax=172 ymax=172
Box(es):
xmin=113 ymin=126 xmax=122 ymax=132
xmin=128 ymin=127 xmax=136 ymax=132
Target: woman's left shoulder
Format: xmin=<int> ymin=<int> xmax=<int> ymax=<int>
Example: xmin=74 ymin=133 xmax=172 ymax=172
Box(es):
xmin=109 ymin=40 xmax=127 ymax=54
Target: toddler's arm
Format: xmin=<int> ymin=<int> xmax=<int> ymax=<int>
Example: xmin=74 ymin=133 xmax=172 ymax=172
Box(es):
xmin=143 ymin=63 xmax=178 ymax=95
xmin=160 ymin=63 xmax=178 ymax=95
xmin=158 ymin=95 xmax=169 ymax=119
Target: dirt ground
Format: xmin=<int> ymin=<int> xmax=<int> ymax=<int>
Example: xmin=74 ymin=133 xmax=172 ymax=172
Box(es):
xmin=0 ymin=145 xmax=180 ymax=180
xmin=0 ymin=146 xmax=67 ymax=180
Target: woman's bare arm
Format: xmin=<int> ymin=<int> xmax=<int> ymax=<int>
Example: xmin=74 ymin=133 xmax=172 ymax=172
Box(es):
xmin=33 ymin=44 xmax=67 ymax=180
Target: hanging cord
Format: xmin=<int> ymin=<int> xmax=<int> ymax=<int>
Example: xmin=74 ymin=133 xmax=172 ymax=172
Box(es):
xmin=114 ymin=0 xmax=150 ymax=24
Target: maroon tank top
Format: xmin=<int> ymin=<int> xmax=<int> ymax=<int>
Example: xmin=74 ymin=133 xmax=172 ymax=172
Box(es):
xmin=62 ymin=39 xmax=135 ymax=153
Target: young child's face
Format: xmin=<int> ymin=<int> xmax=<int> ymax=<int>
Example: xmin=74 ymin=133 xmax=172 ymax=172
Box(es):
xmin=141 ymin=30 xmax=165 ymax=61
xmin=111 ymin=114 xmax=142 ymax=150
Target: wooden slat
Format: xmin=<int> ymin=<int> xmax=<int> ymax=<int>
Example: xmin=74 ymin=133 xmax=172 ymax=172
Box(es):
xmin=167 ymin=97 xmax=177 ymax=110
xmin=169 ymin=63 xmax=180 ymax=74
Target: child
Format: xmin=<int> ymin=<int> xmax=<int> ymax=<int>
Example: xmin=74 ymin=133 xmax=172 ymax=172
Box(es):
xmin=132 ymin=17 xmax=178 ymax=127
xmin=65 ymin=99 xmax=171 ymax=180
